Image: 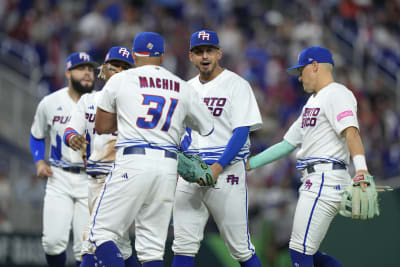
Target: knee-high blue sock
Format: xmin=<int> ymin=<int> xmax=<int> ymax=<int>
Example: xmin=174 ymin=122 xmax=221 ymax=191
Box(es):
xmin=172 ymin=255 xmax=194 ymax=267
xmin=80 ymin=254 xmax=95 ymax=267
xmin=125 ymin=254 xmax=141 ymax=267
xmin=45 ymin=252 xmax=66 ymax=267
xmin=239 ymin=253 xmax=262 ymax=267
xmin=142 ymin=260 xmax=163 ymax=267
xmin=76 ymin=261 xmax=82 ymax=267
xmin=314 ymin=251 xmax=343 ymax=267
xmin=94 ymin=241 xmax=124 ymax=267
xmin=289 ymin=249 xmax=313 ymax=267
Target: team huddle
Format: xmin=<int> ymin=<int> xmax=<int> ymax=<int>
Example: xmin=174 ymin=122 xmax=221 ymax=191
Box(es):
xmin=30 ymin=30 xmax=379 ymax=267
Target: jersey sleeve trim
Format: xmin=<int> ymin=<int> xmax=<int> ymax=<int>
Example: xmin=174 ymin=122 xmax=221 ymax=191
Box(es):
xmin=63 ymin=127 xmax=79 ymax=147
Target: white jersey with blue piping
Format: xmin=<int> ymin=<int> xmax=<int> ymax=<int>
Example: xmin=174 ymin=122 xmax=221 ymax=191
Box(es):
xmin=31 ymin=87 xmax=84 ymax=168
xmin=182 ymin=69 xmax=262 ymax=165
xmin=98 ymin=65 xmax=214 ymax=152
xmin=283 ymin=82 xmax=359 ymax=169
xmin=68 ymin=91 xmax=116 ymax=175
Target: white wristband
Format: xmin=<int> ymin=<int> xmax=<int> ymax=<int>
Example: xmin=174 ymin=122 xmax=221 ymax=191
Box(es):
xmin=352 ymin=154 xmax=368 ymax=171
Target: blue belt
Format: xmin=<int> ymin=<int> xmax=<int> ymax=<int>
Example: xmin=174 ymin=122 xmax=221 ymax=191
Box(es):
xmin=306 ymin=162 xmax=346 ymax=174
xmin=123 ymin=146 xmax=177 ymax=160
xmin=62 ymin=166 xmax=85 ymax=174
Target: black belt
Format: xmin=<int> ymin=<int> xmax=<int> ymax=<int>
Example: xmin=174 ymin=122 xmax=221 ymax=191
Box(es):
xmin=62 ymin=166 xmax=85 ymax=174
xmin=90 ymin=173 xmax=109 ymax=179
xmin=305 ymin=162 xmax=346 ymax=174
xmin=123 ymin=146 xmax=177 ymax=160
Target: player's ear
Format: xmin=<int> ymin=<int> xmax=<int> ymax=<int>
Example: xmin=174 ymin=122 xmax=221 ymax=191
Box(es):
xmin=189 ymin=51 xmax=194 ymax=62
xmin=65 ymin=70 xmax=71 ymax=80
xmin=312 ymin=61 xmax=319 ymax=72
xmin=217 ymin=48 xmax=222 ymax=60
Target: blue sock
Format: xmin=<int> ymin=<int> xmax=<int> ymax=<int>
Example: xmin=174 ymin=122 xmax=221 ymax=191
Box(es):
xmin=142 ymin=260 xmax=163 ymax=267
xmin=289 ymin=249 xmax=313 ymax=267
xmin=76 ymin=261 xmax=82 ymax=267
xmin=45 ymin=252 xmax=66 ymax=267
xmin=80 ymin=254 xmax=95 ymax=267
xmin=172 ymin=255 xmax=194 ymax=267
xmin=239 ymin=253 xmax=262 ymax=267
xmin=314 ymin=251 xmax=343 ymax=267
xmin=94 ymin=241 xmax=124 ymax=267
xmin=125 ymin=254 xmax=141 ymax=267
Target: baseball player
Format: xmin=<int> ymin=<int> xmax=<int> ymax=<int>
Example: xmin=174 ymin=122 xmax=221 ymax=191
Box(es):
xmin=247 ymin=46 xmax=375 ymax=267
xmin=88 ymin=32 xmax=214 ymax=267
xmin=172 ymin=30 xmax=263 ymax=267
xmin=63 ymin=46 xmax=140 ymax=267
xmin=30 ymin=52 xmax=97 ymax=267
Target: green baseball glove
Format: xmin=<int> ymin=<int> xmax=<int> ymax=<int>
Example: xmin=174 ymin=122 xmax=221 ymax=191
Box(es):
xmin=177 ymin=152 xmax=214 ymax=186
xmin=339 ymin=173 xmax=380 ymax=220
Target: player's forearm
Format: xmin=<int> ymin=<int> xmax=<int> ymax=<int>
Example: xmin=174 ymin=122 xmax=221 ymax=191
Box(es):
xmin=217 ymin=126 xmax=250 ymax=168
xmin=30 ymin=134 xmax=45 ymax=163
xmin=248 ymin=140 xmax=296 ymax=170
xmin=343 ymin=126 xmax=368 ymax=172
xmin=343 ymin=126 xmax=365 ymax=157
xmin=95 ymin=107 xmax=117 ymax=134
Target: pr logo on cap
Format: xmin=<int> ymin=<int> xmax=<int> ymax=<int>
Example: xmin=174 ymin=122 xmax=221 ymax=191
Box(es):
xmin=190 ymin=30 xmax=219 ymax=51
xmin=79 ymin=52 xmax=90 ymax=61
xmin=65 ymin=52 xmax=98 ymax=70
xmin=198 ymin=31 xmax=210 ymax=40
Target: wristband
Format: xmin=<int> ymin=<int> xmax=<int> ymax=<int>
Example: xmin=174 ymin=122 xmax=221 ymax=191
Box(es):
xmin=352 ymin=154 xmax=368 ymax=171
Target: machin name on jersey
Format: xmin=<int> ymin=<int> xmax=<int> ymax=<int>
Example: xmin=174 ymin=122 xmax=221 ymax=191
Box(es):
xmin=139 ymin=76 xmax=180 ymax=92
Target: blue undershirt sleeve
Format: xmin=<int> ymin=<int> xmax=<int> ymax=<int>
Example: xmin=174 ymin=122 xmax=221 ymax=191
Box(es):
xmin=217 ymin=126 xmax=250 ymax=168
xmin=30 ymin=134 xmax=46 ymax=163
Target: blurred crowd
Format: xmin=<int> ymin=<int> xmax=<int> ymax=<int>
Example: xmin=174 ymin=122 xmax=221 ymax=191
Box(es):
xmin=1 ymin=0 xmax=400 ymax=261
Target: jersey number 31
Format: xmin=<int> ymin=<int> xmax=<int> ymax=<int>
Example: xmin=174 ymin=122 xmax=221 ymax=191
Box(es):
xmin=137 ymin=94 xmax=178 ymax=131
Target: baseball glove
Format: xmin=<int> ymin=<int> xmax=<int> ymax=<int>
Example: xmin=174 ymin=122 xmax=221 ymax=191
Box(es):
xmin=339 ymin=173 xmax=380 ymax=220
xmin=177 ymin=152 xmax=214 ymax=186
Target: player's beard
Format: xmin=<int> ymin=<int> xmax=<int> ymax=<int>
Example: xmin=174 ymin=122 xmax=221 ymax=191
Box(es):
xmin=198 ymin=61 xmax=217 ymax=78
xmin=71 ymin=76 xmax=94 ymax=94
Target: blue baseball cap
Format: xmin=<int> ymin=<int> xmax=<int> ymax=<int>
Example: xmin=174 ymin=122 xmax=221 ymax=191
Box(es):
xmin=133 ymin=32 xmax=164 ymax=57
xmin=104 ymin=46 xmax=134 ymax=66
xmin=287 ymin=46 xmax=334 ymax=75
xmin=190 ymin=30 xmax=220 ymax=51
xmin=65 ymin=52 xmax=98 ymax=71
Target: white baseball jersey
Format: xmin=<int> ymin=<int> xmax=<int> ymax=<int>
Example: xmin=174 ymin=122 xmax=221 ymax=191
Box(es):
xmin=68 ymin=91 xmax=116 ymax=175
xmin=31 ymin=87 xmax=85 ymax=168
xmin=284 ymin=82 xmax=359 ymax=169
xmin=283 ymin=82 xmax=359 ymax=256
xmin=183 ymin=69 xmax=262 ymax=163
xmin=172 ymin=69 xmax=263 ymax=262
xmin=89 ymin=64 xmax=213 ymax=263
xmin=31 ymin=87 xmax=89 ymax=261
xmin=98 ymin=65 xmax=214 ymax=151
